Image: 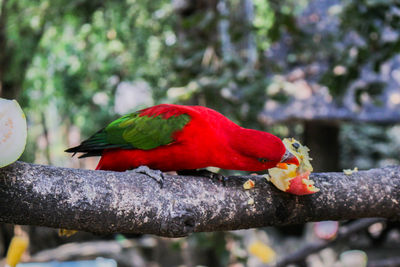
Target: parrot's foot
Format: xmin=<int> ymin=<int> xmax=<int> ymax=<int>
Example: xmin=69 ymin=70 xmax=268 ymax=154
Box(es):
xmin=130 ymin=166 xmax=164 ymax=188
xmin=177 ymin=169 xmax=228 ymax=185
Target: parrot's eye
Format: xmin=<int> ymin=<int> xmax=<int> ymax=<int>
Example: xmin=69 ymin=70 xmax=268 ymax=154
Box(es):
xmin=258 ymin=158 xmax=270 ymax=163
xmin=292 ymin=143 xmax=300 ymax=149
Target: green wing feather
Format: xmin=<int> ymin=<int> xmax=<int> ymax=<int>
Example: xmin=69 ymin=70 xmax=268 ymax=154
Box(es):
xmin=106 ymin=112 xmax=190 ymax=149
xmin=65 ymin=111 xmax=191 ymax=157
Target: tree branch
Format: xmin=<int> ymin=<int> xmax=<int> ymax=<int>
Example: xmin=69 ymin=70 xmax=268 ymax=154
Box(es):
xmin=0 ymin=162 xmax=399 ymax=237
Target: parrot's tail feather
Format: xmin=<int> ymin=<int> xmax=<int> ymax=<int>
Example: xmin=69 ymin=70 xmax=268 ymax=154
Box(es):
xmin=65 ymin=145 xmax=103 ymax=158
xmin=65 ymin=127 xmax=112 ymax=158
xmin=65 ymin=126 xmax=135 ymax=158
xmin=78 ymin=151 xmax=103 ymax=158
xmin=65 ymin=128 xmax=114 ymax=158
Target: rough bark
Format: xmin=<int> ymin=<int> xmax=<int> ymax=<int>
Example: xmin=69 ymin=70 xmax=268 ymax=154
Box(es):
xmin=0 ymin=161 xmax=399 ymax=237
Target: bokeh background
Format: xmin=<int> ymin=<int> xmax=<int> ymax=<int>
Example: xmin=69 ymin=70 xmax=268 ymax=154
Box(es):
xmin=1 ymin=0 xmax=400 ymax=266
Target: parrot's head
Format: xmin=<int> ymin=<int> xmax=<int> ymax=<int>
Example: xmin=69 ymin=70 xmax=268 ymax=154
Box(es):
xmin=248 ymin=132 xmax=299 ymax=171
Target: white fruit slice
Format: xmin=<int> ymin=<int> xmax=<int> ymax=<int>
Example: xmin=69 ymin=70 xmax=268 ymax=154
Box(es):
xmin=0 ymin=98 xmax=27 ymax=167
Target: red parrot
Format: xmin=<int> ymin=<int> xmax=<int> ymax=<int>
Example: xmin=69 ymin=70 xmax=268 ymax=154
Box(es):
xmin=66 ymin=104 xmax=298 ymax=181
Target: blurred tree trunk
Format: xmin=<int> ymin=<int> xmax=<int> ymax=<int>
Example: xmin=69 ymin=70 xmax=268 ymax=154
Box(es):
xmin=304 ymin=121 xmax=340 ymax=172
xmin=0 ymin=0 xmax=46 ymax=100
xmin=241 ymin=0 xmax=256 ymax=67
xmin=0 ymin=224 xmax=13 ymax=257
xmin=218 ymin=0 xmax=232 ymax=61
xmin=0 ymin=0 xmax=11 ymax=99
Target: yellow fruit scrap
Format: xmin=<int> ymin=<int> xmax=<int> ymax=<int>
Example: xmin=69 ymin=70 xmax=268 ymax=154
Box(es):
xmin=302 ymin=178 xmax=314 ymax=185
xmin=248 ymin=241 xmax=276 ymax=263
xmin=343 ymin=167 xmax=358 ymax=175
xmin=243 ymin=179 xmax=255 ymax=190
xmin=6 ymin=236 xmax=28 ymax=267
xmin=58 ymin=229 xmax=78 ymax=237
xmin=268 ymin=164 xmax=297 ymax=192
xmin=301 ymin=175 xmax=320 ymax=193
xmin=276 ymin=162 xmax=288 ymax=169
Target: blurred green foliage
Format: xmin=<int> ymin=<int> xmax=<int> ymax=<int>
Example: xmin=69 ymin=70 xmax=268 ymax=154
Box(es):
xmin=22 ymin=0 xmax=176 ymax=135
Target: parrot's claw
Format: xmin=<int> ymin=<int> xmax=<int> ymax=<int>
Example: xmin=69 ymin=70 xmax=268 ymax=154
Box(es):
xmin=130 ymin=166 xmax=164 ymax=188
xmin=177 ymin=169 xmax=228 ymax=186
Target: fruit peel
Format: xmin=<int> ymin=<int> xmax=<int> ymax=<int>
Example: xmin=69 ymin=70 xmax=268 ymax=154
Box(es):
xmin=286 ymin=171 xmax=319 ymax=195
xmin=343 ymin=167 xmax=358 ymax=175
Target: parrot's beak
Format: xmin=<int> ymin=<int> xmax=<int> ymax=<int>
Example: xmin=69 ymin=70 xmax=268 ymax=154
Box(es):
xmin=277 ymin=149 xmax=299 ymax=169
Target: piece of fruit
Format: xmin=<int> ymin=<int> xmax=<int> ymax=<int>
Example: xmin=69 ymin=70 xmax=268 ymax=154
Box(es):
xmin=267 ymin=138 xmax=319 ymax=195
xmin=343 ymin=167 xmax=358 ymax=175
xmin=58 ymin=229 xmax=78 ymax=237
xmin=243 ymin=179 xmax=255 ymax=190
xmin=248 ymin=241 xmax=276 ymax=263
xmin=247 ymin=198 xmax=255 ymax=205
xmin=314 ymin=221 xmax=339 ymax=240
xmin=6 ymin=236 xmax=29 ymax=267
xmin=0 ymin=98 xmax=27 ymax=168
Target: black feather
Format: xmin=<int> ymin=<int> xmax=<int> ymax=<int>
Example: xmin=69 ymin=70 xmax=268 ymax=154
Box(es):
xmin=78 ymin=151 xmax=103 ymax=158
xmin=65 ymin=128 xmax=109 ymax=157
